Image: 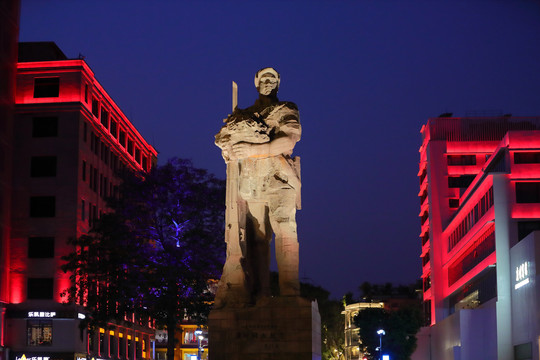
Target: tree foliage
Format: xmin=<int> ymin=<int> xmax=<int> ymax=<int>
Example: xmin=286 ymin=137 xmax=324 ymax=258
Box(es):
xmin=300 ymin=282 xmax=344 ymax=360
xmin=354 ymin=306 xmax=423 ymax=360
xmin=62 ymin=158 xmax=225 ymax=359
xmin=359 ymin=281 xmax=420 ymax=302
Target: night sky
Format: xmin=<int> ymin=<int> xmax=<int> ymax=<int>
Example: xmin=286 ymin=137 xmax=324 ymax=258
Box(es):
xmin=19 ymin=1 xmax=540 ymax=299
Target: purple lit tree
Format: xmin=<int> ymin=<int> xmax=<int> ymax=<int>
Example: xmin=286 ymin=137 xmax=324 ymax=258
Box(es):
xmin=62 ymin=158 xmax=225 ymax=359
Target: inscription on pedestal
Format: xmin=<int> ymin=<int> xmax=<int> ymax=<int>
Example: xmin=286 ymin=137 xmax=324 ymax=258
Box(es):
xmin=209 ymin=297 xmax=321 ymax=360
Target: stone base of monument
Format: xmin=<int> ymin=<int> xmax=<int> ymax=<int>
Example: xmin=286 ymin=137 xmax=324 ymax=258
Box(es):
xmin=208 ymin=296 xmax=321 ymax=360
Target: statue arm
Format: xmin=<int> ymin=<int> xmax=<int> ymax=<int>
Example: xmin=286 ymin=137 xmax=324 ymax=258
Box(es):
xmin=232 ymin=113 xmax=301 ymax=159
xmin=232 ymin=135 xmax=297 ymax=159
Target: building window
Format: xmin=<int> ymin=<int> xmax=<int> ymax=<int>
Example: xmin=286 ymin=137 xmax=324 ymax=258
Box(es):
xmin=514 ymin=152 xmax=540 ymax=164
xmin=27 ymin=319 xmax=53 ymax=346
xmin=82 ymin=161 xmax=87 ymax=181
xmin=422 ymin=252 xmax=430 ymax=266
xmin=420 ymin=211 xmax=429 ymax=225
xmin=421 ymin=232 xmax=429 ymax=246
xmin=27 ymin=278 xmax=54 ymax=299
xmin=99 ymin=330 xmax=105 ymax=356
xmin=423 ymin=275 xmax=431 ymax=291
xmin=92 ymin=98 xmax=100 ymax=118
xmin=514 ymin=342 xmax=533 ymax=360
xmin=447 ymin=154 xmax=476 ymax=166
xmin=142 ymin=339 xmax=147 ymax=357
xmin=128 ymin=336 xmax=133 ymax=358
xmin=81 ymin=200 xmax=86 ymax=221
xmin=32 ymin=117 xmax=58 ymax=137
xmin=448 ymin=175 xmax=476 ymax=188
xmin=449 ymin=198 xmax=459 ymax=208
xmin=110 ymin=119 xmax=118 ymax=138
xmin=93 ymin=168 xmax=98 ymax=192
xmin=101 ymin=143 xmax=108 ymax=164
xmin=423 ymin=300 xmax=431 ymax=326
xmin=90 ymin=132 xmax=95 ymax=152
xmin=30 ymin=196 xmax=56 ymax=217
xmin=516 ymin=182 xmax=540 ymax=203
xmin=119 ymin=334 xmax=125 ymax=357
xmin=85 ymin=84 xmax=89 ymax=103
xmin=103 ymin=177 xmax=108 ymax=198
xmin=136 ymin=338 xmax=141 ymax=358
xmin=89 ymin=164 xmax=94 ymax=187
xmin=127 ymin=139 xmax=134 ymax=156
xmin=88 ymin=202 xmax=92 ymax=225
xmin=33 ymin=77 xmax=59 ymax=98
xmin=100 ymin=108 xmax=109 ymax=129
xmin=448 ymin=267 xmax=497 ymax=314
xmin=28 ymin=237 xmax=54 ymax=258
xmin=89 ymin=204 xmax=97 ymax=226
xmin=119 ymin=130 xmax=126 ymax=148
xmin=99 ymin=174 xmax=103 ymax=197
xmin=110 ymin=333 xmax=117 ymax=357
xmin=88 ymin=330 xmax=95 ymax=353
xmin=183 ymin=330 xmax=199 ymax=345
xmin=448 ymin=226 xmax=495 ymax=285
xmin=142 ymin=156 xmax=148 ymax=171
xmin=94 ymin=135 xmax=100 ymax=156
xmin=517 ymin=221 xmax=540 ymax=242
xmin=419 ymin=168 xmax=427 ymax=185
xmin=31 ymin=156 xmax=57 ymax=177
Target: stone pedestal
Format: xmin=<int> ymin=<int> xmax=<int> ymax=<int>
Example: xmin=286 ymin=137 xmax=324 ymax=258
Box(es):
xmin=208 ymin=296 xmax=321 ymax=360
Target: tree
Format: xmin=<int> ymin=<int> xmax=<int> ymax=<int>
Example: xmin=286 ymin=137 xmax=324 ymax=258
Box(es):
xmin=300 ymin=283 xmax=344 ymax=360
xmin=62 ymin=158 xmax=226 ymax=360
xmin=359 ymin=281 xmax=421 ymax=302
xmin=354 ymin=306 xmax=423 ymax=360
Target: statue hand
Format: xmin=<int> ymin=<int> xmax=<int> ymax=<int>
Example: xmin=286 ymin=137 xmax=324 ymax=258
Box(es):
xmin=232 ymin=142 xmax=271 ymax=158
xmin=231 ymin=142 xmax=253 ymax=159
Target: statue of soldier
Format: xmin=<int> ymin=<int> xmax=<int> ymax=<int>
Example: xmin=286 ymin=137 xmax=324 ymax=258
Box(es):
xmin=215 ymin=67 xmax=301 ymax=306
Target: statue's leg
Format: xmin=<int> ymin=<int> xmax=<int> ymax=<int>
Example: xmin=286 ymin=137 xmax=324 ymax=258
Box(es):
xmin=246 ymin=200 xmax=272 ymax=299
xmin=269 ymin=190 xmax=300 ymax=296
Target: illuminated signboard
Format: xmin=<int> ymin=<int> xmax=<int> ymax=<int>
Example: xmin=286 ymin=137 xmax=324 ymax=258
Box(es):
xmin=28 ymin=311 xmax=56 ymax=318
xmin=16 ymin=355 xmax=50 ymax=360
xmin=515 ymin=261 xmax=531 ymax=290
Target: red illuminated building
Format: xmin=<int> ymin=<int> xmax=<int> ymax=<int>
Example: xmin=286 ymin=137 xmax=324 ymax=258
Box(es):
xmin=5 ymin=42 xmax=157 ymax=360
xmin=0 ymin=1 xmax=21 ymax=358
xmin=416 ymin=116 xmax=540 ymax=360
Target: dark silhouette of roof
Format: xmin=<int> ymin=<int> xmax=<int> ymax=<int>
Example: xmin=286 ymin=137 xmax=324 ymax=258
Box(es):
xmin=18 ymin=42 xmax=67 ymax=62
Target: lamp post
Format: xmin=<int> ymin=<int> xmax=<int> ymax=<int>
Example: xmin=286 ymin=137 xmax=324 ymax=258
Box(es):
xmin=376 ymin=329 xmax=385 ymax=360
xmin=194 ymin=328 xmax=203 ymax=360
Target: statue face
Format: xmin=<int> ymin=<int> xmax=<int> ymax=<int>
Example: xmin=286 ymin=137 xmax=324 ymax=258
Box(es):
xmin=258 ymin=74 xmax=278 ymax=96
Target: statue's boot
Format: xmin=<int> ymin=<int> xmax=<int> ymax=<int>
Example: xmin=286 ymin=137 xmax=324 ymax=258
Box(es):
xmin=214 ymin=254 xmax=250 ymax=307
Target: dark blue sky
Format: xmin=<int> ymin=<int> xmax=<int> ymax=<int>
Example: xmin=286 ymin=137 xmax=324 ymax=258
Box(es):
xmin=20 ymin=1 xmax=540 ymax=299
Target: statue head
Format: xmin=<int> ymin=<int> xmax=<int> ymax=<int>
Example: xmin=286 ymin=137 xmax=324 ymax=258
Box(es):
xmin=254 ymin=68 xmax=280 ymax=96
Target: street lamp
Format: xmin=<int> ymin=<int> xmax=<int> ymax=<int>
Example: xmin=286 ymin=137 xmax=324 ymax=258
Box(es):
xmin=194 ymin=328 xmax=203 ymax=360
xmin=376 ymin=329 xmax=385 ymax=360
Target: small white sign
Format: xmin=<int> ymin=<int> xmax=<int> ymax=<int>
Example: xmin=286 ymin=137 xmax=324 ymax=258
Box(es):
xmin=28 ymin=311 xmax=56 ymax=318
xmin=515 ymin=261 xmax=531 ymax=290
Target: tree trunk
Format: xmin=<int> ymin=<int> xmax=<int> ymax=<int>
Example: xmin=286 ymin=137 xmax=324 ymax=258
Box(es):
xmin=166 ymin=316 xmax=176 ymax=360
